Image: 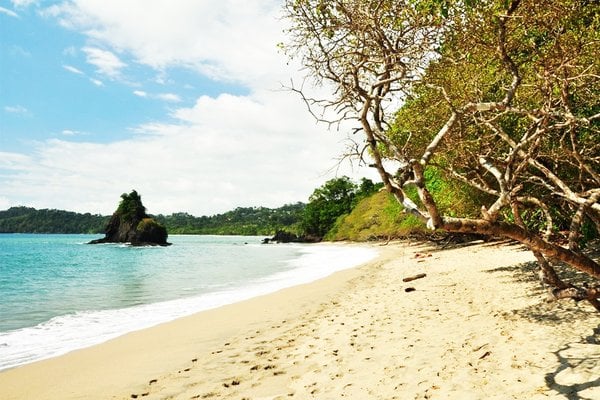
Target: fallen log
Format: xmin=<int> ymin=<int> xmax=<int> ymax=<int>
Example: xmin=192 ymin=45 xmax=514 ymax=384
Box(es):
xmin=402 ymin=273 xmax=427 ymax=282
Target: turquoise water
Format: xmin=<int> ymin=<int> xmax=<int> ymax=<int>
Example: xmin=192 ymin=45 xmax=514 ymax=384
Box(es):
xmin=0 ymin=234 xmax=377 ymax=370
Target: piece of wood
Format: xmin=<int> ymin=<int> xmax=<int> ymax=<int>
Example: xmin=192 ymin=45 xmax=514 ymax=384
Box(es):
xmin=402 ymin=273 xmax=427 ymax=282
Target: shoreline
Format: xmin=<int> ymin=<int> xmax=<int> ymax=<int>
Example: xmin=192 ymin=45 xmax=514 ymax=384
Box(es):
xmin=1 ymin=240 xmax=599 ymax=399
xmin=0 ymin=239 xmax=377 ymax=372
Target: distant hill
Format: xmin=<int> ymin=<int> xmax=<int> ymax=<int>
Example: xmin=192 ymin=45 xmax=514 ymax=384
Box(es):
xmin=0 ymin=207 xmax=108 ymax=234
xmin=0 ymin=203 xmax=306 ymax=236
xmin=325 ymin=191 xmax=426 ymax=241
xmin=155 ymin=203 xmax=305 ymax=235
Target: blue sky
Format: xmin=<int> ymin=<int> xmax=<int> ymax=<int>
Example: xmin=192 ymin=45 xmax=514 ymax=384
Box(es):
xmin=1 ymin=2 xmax=245 ymax=150
xmin=0 ymin=0 xmax=374 ymax=216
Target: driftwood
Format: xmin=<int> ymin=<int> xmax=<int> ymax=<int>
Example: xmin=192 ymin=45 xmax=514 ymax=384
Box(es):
xmin=402 ymin=273 xmax=427 ymax=283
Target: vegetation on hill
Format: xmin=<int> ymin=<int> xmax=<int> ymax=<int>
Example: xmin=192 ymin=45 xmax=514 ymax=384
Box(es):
xmin=89 ymin=190 xmax=170 ymax=246
xmin=0 ymin=206 xmax=107 ymax=234
xmin=283 ymin=0 xmax=600 ymax=309
xmin=0 ymin=202 xmax=306 ymax=236
xmin=327 ymin=191 xmax=423 ymax=241
xmin=154 ymin=203 xmax=305 ymax=236
xmin=0 ymin=178 xmax=386 ymax=238
xmin=0 ymin=175 xmax=472 ymax=240
xmin=301 ymin=177 xmax=382 ymax=238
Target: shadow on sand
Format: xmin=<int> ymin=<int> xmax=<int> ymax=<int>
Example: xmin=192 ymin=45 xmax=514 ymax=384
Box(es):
xmin=485 ymin=253 xmax=600 ymax=400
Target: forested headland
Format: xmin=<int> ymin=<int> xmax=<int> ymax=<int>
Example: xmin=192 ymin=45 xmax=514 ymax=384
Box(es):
xmin=0 ymin=204 xmax=305 ymax=236
xmin=0 ymin=177 xmax=389 ymax=238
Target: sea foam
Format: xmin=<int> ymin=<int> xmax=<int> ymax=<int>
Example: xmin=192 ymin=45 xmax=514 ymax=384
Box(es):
xmin=0 ymin=243 xmax=377 ymax=371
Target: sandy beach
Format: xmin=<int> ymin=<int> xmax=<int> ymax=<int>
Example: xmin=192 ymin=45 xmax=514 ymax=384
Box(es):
xmin=1 ymin=240 xmax=599 ymax=399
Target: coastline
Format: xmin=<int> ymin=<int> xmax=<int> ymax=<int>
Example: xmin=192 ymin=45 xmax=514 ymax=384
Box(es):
xmin=0 ymin=238 xmax=378 ymax=372
xmin=1 ymin=240 xmax=599 ymax=399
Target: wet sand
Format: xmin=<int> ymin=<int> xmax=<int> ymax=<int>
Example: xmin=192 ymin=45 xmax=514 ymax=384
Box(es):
xmin=1 ymin=240 xmax=598 ymax=399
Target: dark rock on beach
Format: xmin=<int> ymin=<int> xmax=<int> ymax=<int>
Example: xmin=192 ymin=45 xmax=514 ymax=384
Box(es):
xmin=262 ymin=230 xmax=321 ymax=244
xmin=88 ymin=190 xmax=170 ymax=246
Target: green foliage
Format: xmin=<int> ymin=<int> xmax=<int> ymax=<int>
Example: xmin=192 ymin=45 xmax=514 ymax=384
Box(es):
xmin=137 ymin=217 xmax=163 ymax=232
xmin=326 ymin=168 xmax=490 ymax=241
xmin=0 ymin=207 xmax=107 ymax=234
xmin=116 ymin=190 xmax=147 ymax=222
xmin=136 ymin=217 xmax=168 ymax=241
xmin=154 ymin=203 xmax=306 ymax=236
xmin=300 ymin=176 xmax=381 ymax=238
xmin=327 ymin=191 xmax=426 ymax=241
xmin=423 ymin=167 xmax=485 ymax=218
xmin=385 ymin=0 xmax=599 ymax=243
xmin=0 ymin=204 xmax=306 ymax=236
xmin=353 ymin=177 xmax=384 ymax=207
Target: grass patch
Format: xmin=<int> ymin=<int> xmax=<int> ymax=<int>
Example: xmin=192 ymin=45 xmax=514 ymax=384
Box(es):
xmin=326 ymin=191 xmax=426 ymax=241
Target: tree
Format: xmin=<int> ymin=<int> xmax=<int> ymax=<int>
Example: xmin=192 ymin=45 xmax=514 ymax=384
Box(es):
xmin=302 ymin=176 xmax=359 ymax=237
xmin=116 ymin=190 xmax=146 ymax=222
xmin=284 ymin=0 xmax=600 ymax=309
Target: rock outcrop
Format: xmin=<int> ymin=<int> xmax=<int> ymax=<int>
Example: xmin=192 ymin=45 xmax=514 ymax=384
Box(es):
xmin=262 ymin=230 xmax=321 ymax=244
xmin=88 ymin=190 xmax=170 ymax=246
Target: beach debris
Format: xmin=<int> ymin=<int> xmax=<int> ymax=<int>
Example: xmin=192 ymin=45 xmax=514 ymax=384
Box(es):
xmin=473 ymin=343 xmax=488 ymax=352
xmin=414 ymin=252 xmax=432 ymax=259
xmin=197 ymin=393 xmax=217 ymax=399
xmin=402 ymin=273 xmax=427 ymax=282
xmin=405 ymin=287 xmax=417 ymax=293
xmin=223 ymin=379 xmax=241 ymax=388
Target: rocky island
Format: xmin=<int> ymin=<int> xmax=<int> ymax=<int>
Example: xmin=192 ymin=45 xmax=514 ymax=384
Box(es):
xmin=88 ymin=190 xmax=170 ymax=246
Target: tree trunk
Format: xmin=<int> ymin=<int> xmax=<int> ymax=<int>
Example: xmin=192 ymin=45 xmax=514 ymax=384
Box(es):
xmin=441 ymin=217 xmax=600 ymax=281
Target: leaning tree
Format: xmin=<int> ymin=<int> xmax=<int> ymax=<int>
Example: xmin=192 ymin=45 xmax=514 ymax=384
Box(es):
xmin=283 ymin=0 xmax=600 ymax=308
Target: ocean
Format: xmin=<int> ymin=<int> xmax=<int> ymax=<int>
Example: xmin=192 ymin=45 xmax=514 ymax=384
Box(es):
xmin=0 ymin=234 xmax=377 ymax=371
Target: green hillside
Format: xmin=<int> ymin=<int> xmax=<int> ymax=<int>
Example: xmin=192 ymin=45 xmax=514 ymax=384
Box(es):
xmin=326 ymin=191 xmax=426 ymax=241
xmin=154 ymin=203 xmax=305 ymax=236
xmin=0 ymin=207 xmax=107 ymax=234
xmin=0 ymin=204 xmax=305 ymax=236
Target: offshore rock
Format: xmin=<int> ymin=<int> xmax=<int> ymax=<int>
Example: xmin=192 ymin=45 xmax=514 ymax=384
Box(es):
xmin=88 ymin=190 xmax=170 ymax=246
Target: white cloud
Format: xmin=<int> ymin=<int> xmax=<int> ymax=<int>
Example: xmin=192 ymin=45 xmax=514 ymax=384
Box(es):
xmin=63 ymin=64 xmax=84 ymax=74
xmin=82 ymin=46 xmax=126 ymax=78
xmin=133 ymin=90 xmax=181 ymax=103
xmin=0 ymin=6 xmax=19 ymax=18
xmin=0 ymin=151 xmax=32 ymax=170
xmin=11 ymin=0 xmax=38 ymax=7
xmin=0 ymin=1 xmax=379 ymax=215
xmin=0 ymin=89 xmax=372 ymax=215
xmin=61 ymin=129 xmax=88 ymax=136
xmin=0 ymin=197 xmax=11 ymax=210
xmin=63 ymin=63 xmax=105 ymax=87
xmin=43 ymin=0 xmax=287 ymax=88
xmin=156 ymin=93 xmax=181 ymax=103
xmin=4 ymin=105 xmax=30 ymax=115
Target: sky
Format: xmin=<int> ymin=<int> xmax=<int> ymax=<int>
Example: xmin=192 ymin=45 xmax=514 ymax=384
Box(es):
xmin=0 ymin=0 xmax=376 ymax=216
